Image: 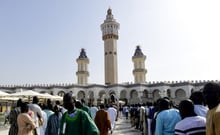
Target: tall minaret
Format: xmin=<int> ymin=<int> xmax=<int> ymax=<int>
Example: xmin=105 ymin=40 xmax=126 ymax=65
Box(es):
xmin=132 ymin=46 xmax=147 ymax=83
xmin=101 ymin=8 xmax=120 ymax=85
xmin=76 ymin=48 xmax=89 ymax=85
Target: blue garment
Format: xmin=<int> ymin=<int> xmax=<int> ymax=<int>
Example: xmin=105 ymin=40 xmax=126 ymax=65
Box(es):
xmin=155 ymin=109 xmax=181 ymax=135
xmin=45 ymin=113 xmax=61 ymax=135
xmin=43 ymin=109 xmax=54 ymax=120
xmin=194 ymin=105 xmax=208 ymax=118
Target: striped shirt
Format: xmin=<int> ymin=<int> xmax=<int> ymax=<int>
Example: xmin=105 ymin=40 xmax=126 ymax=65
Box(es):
xmin=175 ymin=116 xmax=206 ymax=135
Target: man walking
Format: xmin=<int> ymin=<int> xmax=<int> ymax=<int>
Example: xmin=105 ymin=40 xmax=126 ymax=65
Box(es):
xmin=60 ymin=92 xmax=99 ymax=135
xmin=203 ymin=82 xmax=220 ymax=135
xmin=94 ymin=104 xmax=111 ymax=135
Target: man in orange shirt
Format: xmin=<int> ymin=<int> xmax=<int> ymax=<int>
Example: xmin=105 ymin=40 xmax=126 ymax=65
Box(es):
xmin=95 ymin=104 xmax=111 ymax=135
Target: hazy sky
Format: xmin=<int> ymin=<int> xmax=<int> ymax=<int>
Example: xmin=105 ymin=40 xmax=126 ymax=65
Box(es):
xmin=0 ymin=0 xmax=220 ymax=85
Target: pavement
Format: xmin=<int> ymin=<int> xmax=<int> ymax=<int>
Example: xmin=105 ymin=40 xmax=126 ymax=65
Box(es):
xmin=0 ymin=116 xmax=142 ymax=135
xmin=0 ymin=125 xmax=9 ymax=135
xmin=110 ymin=116 xmax=142 ymax=135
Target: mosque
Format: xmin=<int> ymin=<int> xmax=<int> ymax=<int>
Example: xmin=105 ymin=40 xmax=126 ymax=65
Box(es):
xmin=0 ymin=9 xmax=217 ymax=106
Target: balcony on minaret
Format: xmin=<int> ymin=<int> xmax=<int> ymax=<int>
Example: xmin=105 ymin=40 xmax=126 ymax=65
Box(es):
xmin=101 ymin=8 xmax=120 ymax=40
xmin=76 ymin=71 xmax=89 ymax=76
xmin=133 ymin=69 xmax=147 ymax=73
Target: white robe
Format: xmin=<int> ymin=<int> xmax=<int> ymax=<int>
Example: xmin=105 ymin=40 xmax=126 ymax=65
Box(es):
xmin=39 ymin=110 xmax=47 ymax=135
xmin=28 ymin=103 xmax=43 ymax=135
xmin=107 ymin=107 xmax=117 ymax=131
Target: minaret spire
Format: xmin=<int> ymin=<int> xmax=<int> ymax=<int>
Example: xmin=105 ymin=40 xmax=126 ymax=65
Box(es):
xmin=101 ymin=8 xmax=120 ymax=85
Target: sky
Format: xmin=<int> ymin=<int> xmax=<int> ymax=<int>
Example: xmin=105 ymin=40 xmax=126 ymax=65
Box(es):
xmin=0 ymin=0 xmax=220 ymax=85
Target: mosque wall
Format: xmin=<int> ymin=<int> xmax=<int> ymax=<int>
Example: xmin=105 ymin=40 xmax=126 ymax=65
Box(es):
xmin=0 ymin=80 xmax=217 ymax=106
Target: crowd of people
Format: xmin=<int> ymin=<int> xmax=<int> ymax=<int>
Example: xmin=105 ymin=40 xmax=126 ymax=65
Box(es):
xmin=6 ymin=82 xmax=220 ymax=135
xmin=7 ymin=92 xmax=118 ymax=135
xmin=120 ymin=82 xmax=220 ymax=135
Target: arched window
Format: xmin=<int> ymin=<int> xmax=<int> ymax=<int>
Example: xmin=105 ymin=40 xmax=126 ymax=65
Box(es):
xmin=167 ymin=89 xmax=171 ymax=98
xmin=175 ymin=89 xmax=186 ymax=98
xmin=130 ymin=90 xmax=138 ymax=98
xmin=58 ymin=91 xmax=65 ymax=97
xmin=77 ymin=91 xmax=85 ymax=100
xmin=143 ymin=90 xmax=148 ymax=98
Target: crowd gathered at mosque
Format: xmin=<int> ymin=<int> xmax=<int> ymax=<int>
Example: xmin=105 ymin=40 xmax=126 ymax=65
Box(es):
xmin=5 ymin=82 xmax=220 ymax=135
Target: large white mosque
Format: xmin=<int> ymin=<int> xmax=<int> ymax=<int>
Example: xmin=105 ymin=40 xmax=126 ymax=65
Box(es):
xmin=0 ymin=9 xmax=217 ymax=105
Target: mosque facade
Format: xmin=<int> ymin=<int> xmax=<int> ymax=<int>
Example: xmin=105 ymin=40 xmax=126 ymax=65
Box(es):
xmin=0 ymin=9 xmax=218 ymax=106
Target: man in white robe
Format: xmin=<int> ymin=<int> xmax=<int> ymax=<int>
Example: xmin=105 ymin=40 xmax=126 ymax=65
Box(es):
xmin=39 ymin=110 xmax=47 ymax=135
xmin=28 ymin=96 xmax=43 ymax=135
xmin=107 ymin=105 xmax=117 ymax=134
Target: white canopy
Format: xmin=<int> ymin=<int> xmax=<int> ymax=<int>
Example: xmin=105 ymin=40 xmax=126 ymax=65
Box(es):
xmin=0 ymin=97 xmax=19 ymax=101
xmin=52 ymin=95 xmax=63 ymax=100
xmin=40 ymin=93 xmax=54 ymax=98
xmin=10 ymin=90 xmax=44 ymax=97
xmin=9 ymin=90 xmax=63 ymax=101
xmin=0 ymin=91 xmax=10 ymax=96
xmin=41 ymin=93 xmax=63 ymax=100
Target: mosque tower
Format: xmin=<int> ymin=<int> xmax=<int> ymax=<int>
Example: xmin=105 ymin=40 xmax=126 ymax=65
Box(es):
xmin=76 ymin=48 xmax=89 ymax=85
xmin=101 ymin=8 xmax=120 ymax=85
xmin=132 ymin=46 xmax=147 ymax=83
